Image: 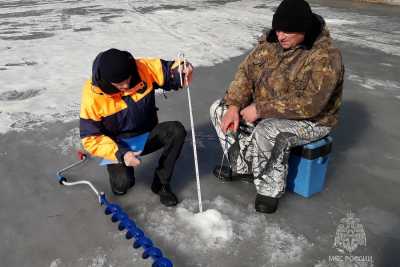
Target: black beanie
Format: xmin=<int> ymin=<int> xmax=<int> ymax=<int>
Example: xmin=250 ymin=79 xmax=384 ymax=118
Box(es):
xmin=99 ymin=48 xmax=134 ymax=83
xmin=272 ymin=0 xmax=313 ymax=33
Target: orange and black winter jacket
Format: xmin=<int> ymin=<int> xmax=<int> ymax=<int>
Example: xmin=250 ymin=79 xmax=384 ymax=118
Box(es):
xmin=80 ymin=57 xmax=182 ymax=162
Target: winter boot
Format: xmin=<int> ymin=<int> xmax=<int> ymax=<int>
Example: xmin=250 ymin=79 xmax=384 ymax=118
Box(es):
xmin=151 ymin=176 xmax=178 ymax=207
xmin=254 ymin=193 xmax=279 ymax=213
xmin=107 ymin=164 xmax=135 ymax=195
xmin=213 ymin=165 xmax=254 ymax=183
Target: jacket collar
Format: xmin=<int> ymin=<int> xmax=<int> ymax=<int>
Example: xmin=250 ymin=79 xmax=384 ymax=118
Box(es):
xmin=91 ymin=81 xmax=146 ymax=98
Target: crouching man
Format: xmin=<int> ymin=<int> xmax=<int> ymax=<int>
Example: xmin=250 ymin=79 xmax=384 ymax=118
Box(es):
xmin=80 ymin=48 xmax=193 ymax=206
xmin=210 ymin=0 xmax=344 ymax=213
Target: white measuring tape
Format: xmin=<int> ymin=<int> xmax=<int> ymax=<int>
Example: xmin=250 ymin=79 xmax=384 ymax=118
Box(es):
xmin=177 ymin=53 xmax=203 ymax=213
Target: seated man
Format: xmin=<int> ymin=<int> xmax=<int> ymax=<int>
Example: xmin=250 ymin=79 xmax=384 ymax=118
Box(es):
xmin=210 ymin=0 xmax=344 ymax=213
xmin=80 ymin=48 xmax=193 ymax=207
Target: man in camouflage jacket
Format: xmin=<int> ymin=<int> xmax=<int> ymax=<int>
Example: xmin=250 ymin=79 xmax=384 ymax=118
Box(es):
xmin=210 ymin=0 xmax=344 ymax=213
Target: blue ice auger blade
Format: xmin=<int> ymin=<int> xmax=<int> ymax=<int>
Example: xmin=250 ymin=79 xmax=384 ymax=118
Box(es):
xmin=143 ymin=247 xmax=162 ymax=259
xmin=100 ymin=193 xmax=173 ymax=266
xmin=127 ymin=227 xmax=144 ymax=240
xmin=152 ymin=257 xmax=173 ymax=267
xmin=104 ymin=203 xmax=121 ymax=215
xmin=118 ymin=217 xmax=135 ymax=231
xmin=57 ymin=155 xmax=173 ymax=266
xmin=112 ymin=210 xmax=128 ymax=223
xmin=124 ymin=222 xmax=137 ymax=239
xmin=134 ymin=236 xmax=153 ymax=249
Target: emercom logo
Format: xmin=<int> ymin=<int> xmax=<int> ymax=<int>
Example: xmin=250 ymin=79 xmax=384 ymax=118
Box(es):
xmin=329 ymin=212 xmax=374 ymax=266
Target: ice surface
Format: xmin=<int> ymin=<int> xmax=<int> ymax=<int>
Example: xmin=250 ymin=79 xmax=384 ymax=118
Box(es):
xmin=44 ymin=127 xmax=81 ymax=154
xmin=347 ymin=74 xmax=400 ymax=91
xmin=0 ymin=0 xmax=273 ymax=133
xmin=136 ymin=196 xmax=313 ymax=266
xmin=43 ymin=196 xmax=313 ymax=266
xmin=49 ymin=247 xmax=127 ymax=267
xmin=1 ymin=0 xmax=400 ymax=133
xmin=359 ymin=206 xmax=400 ymax=238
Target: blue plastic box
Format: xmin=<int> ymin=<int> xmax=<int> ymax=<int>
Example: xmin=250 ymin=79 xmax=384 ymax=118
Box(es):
xmin=287 ymin=135 xmax=333 ymax=198
xmin=99 ymin=132 xmax=149 ymax=166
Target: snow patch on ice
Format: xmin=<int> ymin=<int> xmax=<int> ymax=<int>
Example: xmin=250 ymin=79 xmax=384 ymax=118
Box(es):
xmin=49 ymin=258 xmax=62 ymax=267
xmin=0 ymin=88 xmax=44 ymax=101
xmin=75 ymin=248 xmax=109 ymax=267
xmin=70 ymin=243 xmax=146 ymax=267
xmin=361 ymin=79 xmax=400 ymax=91
xmin=2 ymin=0 xmax=399 ymax=134
xmin=1 ymin=0 xmax=398 ymax=139
xmin=314 ymin=260 xmax=329 ymax=267
xmin=379 ymin=62 xmax=393 ymax=67
xmin=325 ymin=18 xmax=356 ymax=25
xmin=265 ymin=224 xmax=314 ymax=264
xmin=0 ymin=0 xmax=273 ymax=134
xmin=312 ymin=5 xmax=400 ymax=57
xmin=48 ymin=127 xmax=81 ymax=155
xmin=176 ymin=207 xmax=234 ymax=247
xmin=347 ymin=74 xmax=400 ymax=92
xmin=88 ymin=254 xmax=108 ymax=267
xmin=0 ymin=102 xmax=79 ymax=133
xmin=19 ymin=127 xmax=81 ymax=154
xmin=139 ymin=195 xmax=313 ymax=265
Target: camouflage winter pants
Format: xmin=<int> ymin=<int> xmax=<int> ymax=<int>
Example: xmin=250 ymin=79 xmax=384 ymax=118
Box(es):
xmin=210 ymin=99 xmax=331 ymax=198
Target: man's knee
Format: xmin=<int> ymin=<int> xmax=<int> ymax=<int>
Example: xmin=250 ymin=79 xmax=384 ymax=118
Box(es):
xmin=168 ymin=121 xmax=187 ymax=141
xmin=210 ymin=99 xmax=224 ymax=123
xmin=274 ymin=132 xmax=297 ymax=148
xmin=254 ymin=118 xmax=278 ymax=132
xmin=210 ymin=99 xmax=221 ymax=114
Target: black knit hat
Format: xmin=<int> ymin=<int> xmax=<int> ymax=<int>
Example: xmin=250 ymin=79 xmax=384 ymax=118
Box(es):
xmin=272 ymin=0 xmax=313 ymax=33
xmin=92 ymin=48 xmax=141 ymax=95
xmin=99 ymin=48 xmax=134 ymax=83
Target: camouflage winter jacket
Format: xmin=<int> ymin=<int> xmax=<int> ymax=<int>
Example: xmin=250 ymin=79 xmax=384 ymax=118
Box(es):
xmin=224 ymin=21 xmax=344 ymax=127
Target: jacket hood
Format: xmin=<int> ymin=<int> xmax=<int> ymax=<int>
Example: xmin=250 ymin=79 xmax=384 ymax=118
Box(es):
xmin=266 ymin=13 xmax=326 ymax=50
xmin=91 ymin=51 xmax=141 ymax=95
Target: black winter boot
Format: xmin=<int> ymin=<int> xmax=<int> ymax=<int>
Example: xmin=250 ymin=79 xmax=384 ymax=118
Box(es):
xmin=151 ymin=176 xmax=178 ymax=207
xmin=254 ymin=194 xmax=279 ymax=213
xmin=213 ymin=165 xmax=254 ymax=183
xmin=107 ymin=164 xmax=135 ymax=195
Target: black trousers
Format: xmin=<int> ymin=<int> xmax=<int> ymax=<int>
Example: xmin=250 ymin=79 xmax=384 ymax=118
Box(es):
xmin=107 ymin=121 xmax=186 ymax=192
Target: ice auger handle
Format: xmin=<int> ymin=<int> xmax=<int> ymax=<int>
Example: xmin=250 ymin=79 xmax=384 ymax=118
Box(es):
xmin=56 ymin=150 xmax=88 ymax=184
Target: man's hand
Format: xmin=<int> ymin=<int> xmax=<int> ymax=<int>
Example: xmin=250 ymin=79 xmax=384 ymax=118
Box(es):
xmin=221 ymin=105 xmax=240 ymax=134
xmin=183 ymin=62 xmax=193 ymax=87
xmin=123 ymin=151 xmax=142 ymax=167
xmin=240 ymin=103 xmax=259 ymax=123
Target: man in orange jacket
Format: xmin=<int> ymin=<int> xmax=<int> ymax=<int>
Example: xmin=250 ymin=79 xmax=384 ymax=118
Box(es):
xmin=80 ymin=48 xmax=193 ymax=206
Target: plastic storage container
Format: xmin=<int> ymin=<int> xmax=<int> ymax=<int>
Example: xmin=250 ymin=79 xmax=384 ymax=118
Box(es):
xmin=99 ymin=132 xmax=149 ymax=166
xmin=287 ymin=135 xmax=333 ymax=198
